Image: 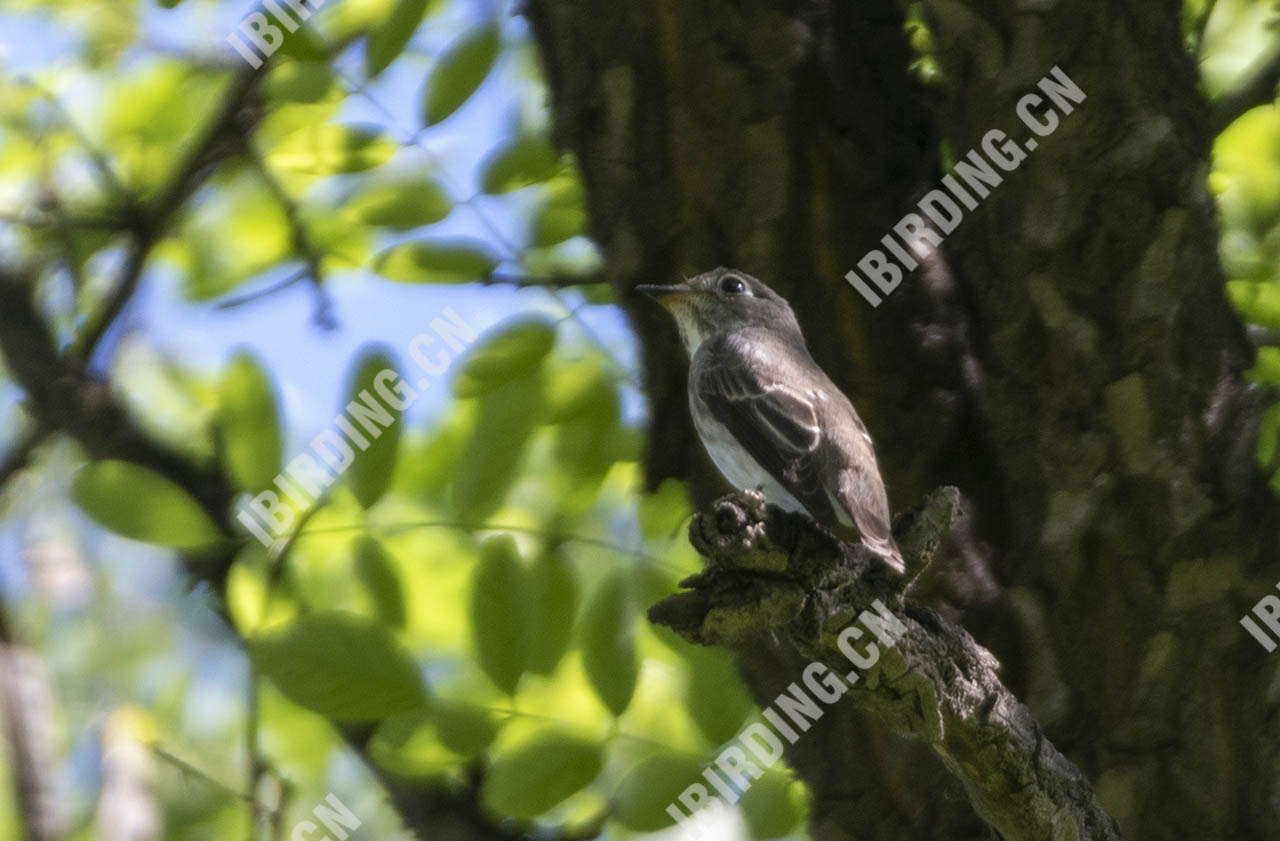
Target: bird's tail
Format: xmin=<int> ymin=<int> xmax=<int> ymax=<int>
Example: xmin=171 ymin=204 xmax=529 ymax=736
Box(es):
xmin=831 ymin=525 xmax=906 ymax=575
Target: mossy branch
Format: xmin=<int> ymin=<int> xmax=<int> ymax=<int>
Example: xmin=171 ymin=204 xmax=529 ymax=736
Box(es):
xmin=650 ymin=488 xmax=1122 ymax=841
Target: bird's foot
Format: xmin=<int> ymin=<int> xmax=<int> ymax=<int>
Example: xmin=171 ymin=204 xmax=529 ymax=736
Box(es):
xmin=689 ymin=490 xmax=785 ymax=573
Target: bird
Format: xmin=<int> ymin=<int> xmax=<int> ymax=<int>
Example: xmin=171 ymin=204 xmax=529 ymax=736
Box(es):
xmin=637 ymin=267 xmax=904 ymax=574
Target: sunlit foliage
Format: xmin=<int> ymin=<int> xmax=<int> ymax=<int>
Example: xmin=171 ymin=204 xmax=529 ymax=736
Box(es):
xmin=0 ymin=0 xmax=1275 ymax=839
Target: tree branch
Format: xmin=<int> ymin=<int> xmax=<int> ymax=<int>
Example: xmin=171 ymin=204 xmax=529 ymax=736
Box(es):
xmin=242 ymin=145 xmax=336 ymax=330
xmin=481 ymin=270 xmax=607 ymax=288
xmin=0 ymin=273 xmax=234 ymax=537
xmin=650 ymin=489 xmax=1121 ymax=841
xmin=69 ymin=62 xmax=270 ymax=364
xmin=0 ymin=597 xmax=60 ymax=841
xmin=0 ymin=270 xmax=531 ymax=841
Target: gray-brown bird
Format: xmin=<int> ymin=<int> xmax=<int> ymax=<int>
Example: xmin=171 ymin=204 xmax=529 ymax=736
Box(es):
xmin=637 ymin=267 xmax=904 ymax=574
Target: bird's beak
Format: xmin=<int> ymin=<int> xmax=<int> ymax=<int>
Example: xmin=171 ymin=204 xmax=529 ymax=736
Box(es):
xmin=635 ymin=283 xmax=692 ymax=307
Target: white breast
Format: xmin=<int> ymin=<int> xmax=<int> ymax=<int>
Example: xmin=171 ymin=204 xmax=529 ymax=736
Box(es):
xmin=689 ymin=392 xmax=807 ymax=513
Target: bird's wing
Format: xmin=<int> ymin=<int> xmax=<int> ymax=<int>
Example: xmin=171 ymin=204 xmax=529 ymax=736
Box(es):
xmin=694 ymin=358 xmax=841 ymax=524
xmin=696 ymin=345 xmax=905 ymax=573
xmin=835 ymin=460 xmax=903 ymax=572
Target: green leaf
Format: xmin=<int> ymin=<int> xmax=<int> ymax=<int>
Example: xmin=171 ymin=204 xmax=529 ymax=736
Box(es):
xmin=276 ymin=24 xmax=326 ymax=61
xmin=266 ymin=61 xmax=335 ymax=103
xmin=451 ymin=318 xmax=557 ymax=398
xmin=638 ymin=478 xmax=691 ymax=538
xmin=541 ymin=357 xmax=615 ymax=423
xmin=227 ymin=544 xmax=299 ymax=633
xmin=421 ymin=22 xmax=501 ymax=126
xmin=1248 ymin=346 xmax=1280 ymax=386
xmin=343 ymin=346 xmax=405 ymax=509
xmin=550 ymin=410 xmax=622 ymax=517
xmin=369 ymin=708 xmax=462 ymax=776
xmin=217 ymin=350 xmax=283 ymax=493
xmin=580 ymin=569 xmax=637 ymax=716
xmin=347 ymin=178 xmax=452 ymax=230
xmin=268 ymin=123 xmax=396 ymax=175
xmin=73 ymin=461 xmax=223 ymax=550
xmin=368 ymin=700 xmax=500 ymax=775
xmin=481 ymin=133 xmax=560 ymax=193
xmin=481 ymin=731 xmax=603 ymax=819
xmin=104 ymin=65 xmax=214 ymax=186
xmin=613 ymin=753 xmax=709 ymax=832
xmin=371 ymin=238 xmax=499 ymax=283
xmin=365 ymin=0 xmax=431 ymax=78
xmin=433 ymin=699 xmax=500 ymax=757
xmin=631 ymin=563 xmax=679 ymax=619
xmin=528 ymin=549 xmax=577 ymax=675
xmin=176 ymin=182 xmax=291 ymax=300
xmin=355 ymin=536 xmax=406 ymax=628
xmin=452 ymin=373 xmax=543 ymax=521
xmin=685 ymin=648 xmax=754 ymax=745
xmin=531 ymin=177 xmax=587 ymax=247
xmin=1258 ymin=403 xmax=1280 ymax=470
xmin=740 ymin=774 xmax=805 ymax=839
xmin=470 ymin=535 xmax=531 ymax=694
xmin=1227 ymin=280 xmax=1280 ymax=330
xmin=398 ymin=406 xmax=471 ymax=504
xmin=250 ymin=611 xmax=425 ymax=721
xmin=547 ymin=373 xmax=622 ymax=517
xmin=519 ymin=241 xmax=606 ymax=294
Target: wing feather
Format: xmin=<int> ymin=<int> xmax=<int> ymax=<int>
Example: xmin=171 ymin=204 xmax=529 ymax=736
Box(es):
xmin=695 ymin=341 xmax=904 ymax=573
xmin=695 ymin=362 xmax=838 ymax=523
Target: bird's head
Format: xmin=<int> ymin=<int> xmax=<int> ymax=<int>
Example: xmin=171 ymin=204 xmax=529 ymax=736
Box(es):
xmin=636 ymin=267 xmax=803 ymax=354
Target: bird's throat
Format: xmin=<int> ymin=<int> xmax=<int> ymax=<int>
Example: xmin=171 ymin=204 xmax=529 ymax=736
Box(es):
xmin=668 ymin=300 xmax=714 ymax=355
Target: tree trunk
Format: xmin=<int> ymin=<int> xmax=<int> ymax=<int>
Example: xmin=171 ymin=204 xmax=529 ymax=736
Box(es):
xmin=526 ymin=0 xmax=1280 ymax=838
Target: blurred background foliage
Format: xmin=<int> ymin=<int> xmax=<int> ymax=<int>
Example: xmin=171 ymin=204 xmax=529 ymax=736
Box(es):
xmin=0 ymin=0 xmax=1275 ymax=840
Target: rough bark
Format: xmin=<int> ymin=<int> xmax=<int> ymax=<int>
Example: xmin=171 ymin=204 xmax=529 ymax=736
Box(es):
xmin=651 ymin=488 xmax=1120 ymax=841
xmin=922 ymin=1 xmax=1280 ymax=838
xmin=527 ymin=0 xmax=1280 ymax=838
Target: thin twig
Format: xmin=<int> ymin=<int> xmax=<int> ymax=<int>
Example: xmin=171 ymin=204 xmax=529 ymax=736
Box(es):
xmin=214 ymin=268 xmax=309 ymax=311
xmin=0 ymin=209 xmax=129 ymax=232
xmin=0 ymin=422 xmax=48 ymax=491
xmin=242 ymin=144 xmax=336 ymax=329
xmin=264 ymin=496 xmax=330 ymax=594
xmin=25 ymin=81 xmax=130 ymax=200
xmin=0 ymin=272 xmax=528 ymax=841
xmin=270 ymin=778 xmax=294 ymax=841
xmin=543 ymin=287 xmax=641 ymax=388
xmin=289 ymin=517 xmax=681 ymax=572
xmin=151 ymin=745 xmax=255 ymax=804
xmin=69 ymin=62 xmax=270 ymax=363
xmin=0 ymin=596 xmax=58 ymax=841
xmin=482 ymin=270 xmax=606 ymax=288
xmin=334 ymin=70 xmax=637 ymax=385
xmin=247 ymin=668 xmax=265 ymax=841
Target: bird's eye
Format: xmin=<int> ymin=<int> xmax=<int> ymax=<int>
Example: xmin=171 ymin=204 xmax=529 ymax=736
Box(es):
xmin=720 ymin=275 xmax=747 ymax=294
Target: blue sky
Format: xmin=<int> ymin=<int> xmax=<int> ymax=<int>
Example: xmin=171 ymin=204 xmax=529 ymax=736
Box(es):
xmin=0 ymin=4 xmax=646 ymax=834
xmin=0 ymin=0 xmax=643 ymax=451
